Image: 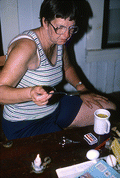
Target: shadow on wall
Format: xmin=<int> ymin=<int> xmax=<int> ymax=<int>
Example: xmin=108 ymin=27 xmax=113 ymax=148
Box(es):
xmin=62 ymin=0 xmax=95 ymax=92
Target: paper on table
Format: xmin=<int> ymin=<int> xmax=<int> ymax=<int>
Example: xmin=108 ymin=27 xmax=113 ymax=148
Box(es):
xmin=56 ymin=160 xmax=96 ymax=178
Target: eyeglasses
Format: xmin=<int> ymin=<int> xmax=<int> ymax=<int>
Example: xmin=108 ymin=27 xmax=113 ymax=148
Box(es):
xmin=49 ymin=22 xmax=79 ymax=35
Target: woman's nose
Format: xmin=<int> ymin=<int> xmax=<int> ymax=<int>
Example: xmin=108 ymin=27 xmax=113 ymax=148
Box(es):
xmin=63 ymin=29 xmax=70 ymax=39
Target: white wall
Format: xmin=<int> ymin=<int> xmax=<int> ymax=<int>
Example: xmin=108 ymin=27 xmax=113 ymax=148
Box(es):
xmin=86 ymin=0 xmax=104 ymax=50
xmin=0 ymin=0 xmax=120 ymax=93
xmin=0 ymin=0 xmax=19 ymax=54
xmin=17 ymin=0 xmax=42 ymax=33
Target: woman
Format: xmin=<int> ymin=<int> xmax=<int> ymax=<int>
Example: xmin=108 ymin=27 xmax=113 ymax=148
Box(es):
xmin=0 ymin=0 xmax=116 ymax=140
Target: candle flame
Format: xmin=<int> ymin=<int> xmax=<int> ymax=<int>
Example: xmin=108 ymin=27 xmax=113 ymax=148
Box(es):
xmin=37 ymin=154 xmax=40 ymax=159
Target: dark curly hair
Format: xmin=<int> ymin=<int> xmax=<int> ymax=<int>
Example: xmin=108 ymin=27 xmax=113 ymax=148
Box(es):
xmin=40 ymin=0 xmax=79 ymax=26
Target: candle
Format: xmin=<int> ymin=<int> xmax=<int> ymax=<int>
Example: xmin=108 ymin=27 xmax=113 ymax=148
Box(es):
xmin=34 ymin=154 xmax=41 ymax=167
xmin=32 ymin=154 xmax=51 ymax=173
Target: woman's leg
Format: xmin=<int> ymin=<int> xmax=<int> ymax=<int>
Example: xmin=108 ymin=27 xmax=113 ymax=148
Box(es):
xmin=68 ymin=100 xmax=116 ymax=127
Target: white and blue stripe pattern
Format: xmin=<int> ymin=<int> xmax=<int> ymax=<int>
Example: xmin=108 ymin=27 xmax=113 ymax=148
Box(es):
xmin=3 ymin=31 xmax=63 ymax=121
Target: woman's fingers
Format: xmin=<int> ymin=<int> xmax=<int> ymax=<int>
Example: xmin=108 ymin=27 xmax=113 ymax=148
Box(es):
xmin=30 ymin=86 xmax=54 ymax=105
xmin=81 ymin=93 xmax=109 ymax=109
xmin=92 ymin=94 xmax=109 ymax=102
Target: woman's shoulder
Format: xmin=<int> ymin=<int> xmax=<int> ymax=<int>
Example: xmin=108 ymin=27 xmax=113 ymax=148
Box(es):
xmin=8 ymin=31 xmax=37 ymax=56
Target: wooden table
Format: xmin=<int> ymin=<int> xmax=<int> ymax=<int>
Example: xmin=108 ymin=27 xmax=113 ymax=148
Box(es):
xmin=0 ymin=126 xmax=110 ymax=178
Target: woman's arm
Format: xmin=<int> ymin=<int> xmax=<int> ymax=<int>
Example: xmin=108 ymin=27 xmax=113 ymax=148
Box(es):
xmin=63 ymin=45 xmax=109 ymax=109
xmin=0 ymin=39 xmax=52 ymax=105
xmin=63 ymin=45 xmax=87 ymax=91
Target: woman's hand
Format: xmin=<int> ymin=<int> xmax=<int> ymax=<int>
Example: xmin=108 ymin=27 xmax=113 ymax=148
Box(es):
xmin=30 ymin=86 xmax=53 ymax=106
xmin=80 ymin=93 xmax=109 ymax=109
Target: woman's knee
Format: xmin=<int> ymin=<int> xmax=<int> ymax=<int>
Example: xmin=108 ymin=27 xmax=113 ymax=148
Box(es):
xmin=102 ymin=100 xmax=116 ymax=110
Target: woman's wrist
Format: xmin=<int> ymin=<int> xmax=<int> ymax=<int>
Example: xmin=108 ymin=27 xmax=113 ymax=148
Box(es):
xmin=75 ymin=81 xmax=82 ymax=88
xmin=28 ymin=87 xmax=33 ymax=100
xmin=76 ymin=83 xmax=88 ymax=92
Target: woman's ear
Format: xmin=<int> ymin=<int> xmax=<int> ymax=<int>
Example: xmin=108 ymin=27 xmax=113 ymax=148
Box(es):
xmin=42 ymin=17 xmax=48 ymax=29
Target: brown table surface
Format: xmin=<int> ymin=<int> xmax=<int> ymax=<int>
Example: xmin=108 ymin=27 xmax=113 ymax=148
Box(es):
xmin=0 ymin=126 xmax=111 ymax=178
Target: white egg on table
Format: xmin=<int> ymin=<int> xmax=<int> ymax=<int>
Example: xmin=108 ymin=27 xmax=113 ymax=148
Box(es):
xmin=86 ymin=149 xmax=100 ymax=161
xmin=106 ymin=154 xmax=117 ymax=167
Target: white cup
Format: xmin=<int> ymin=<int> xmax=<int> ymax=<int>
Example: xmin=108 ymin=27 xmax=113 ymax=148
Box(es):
xmin=94 ymin=109 xmax=111 ymax=135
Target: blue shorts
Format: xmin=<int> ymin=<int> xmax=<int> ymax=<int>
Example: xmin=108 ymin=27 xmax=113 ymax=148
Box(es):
xmin=2 ymin=95 xmax=83 ymax=140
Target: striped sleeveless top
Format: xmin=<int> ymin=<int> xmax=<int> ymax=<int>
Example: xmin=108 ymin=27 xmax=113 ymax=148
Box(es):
xmin=3 ymin=31 xmax=63 ymax=121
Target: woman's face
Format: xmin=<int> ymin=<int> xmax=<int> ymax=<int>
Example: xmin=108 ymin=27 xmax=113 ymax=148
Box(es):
xmin=47 ymin=17 xmax=75 ymax=45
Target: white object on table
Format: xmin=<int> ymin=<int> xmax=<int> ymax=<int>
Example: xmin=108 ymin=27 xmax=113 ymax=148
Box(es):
xmin=56 ymin=160 xmax=96 ymax=178
xmin=86 ymin=149 xmax=100 ymax=163
xmin=34 ymin=154 xmax=41 ymax=167
xmin=94 ymin=109 xmax=111 ymax=135
xmin=106 ymin=154 xmax=117 ymax=167
xmin=32 ymin=154 xmax=43 ymax=172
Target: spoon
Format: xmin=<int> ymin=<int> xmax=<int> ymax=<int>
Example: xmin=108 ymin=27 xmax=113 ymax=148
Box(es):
xmin=48 ymin=90 xmax=90 ymax=96
xmin=39 ymin=86 xmax=90 ymax=96
xmin=48 ymin=91 xmax=82 ymax=96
